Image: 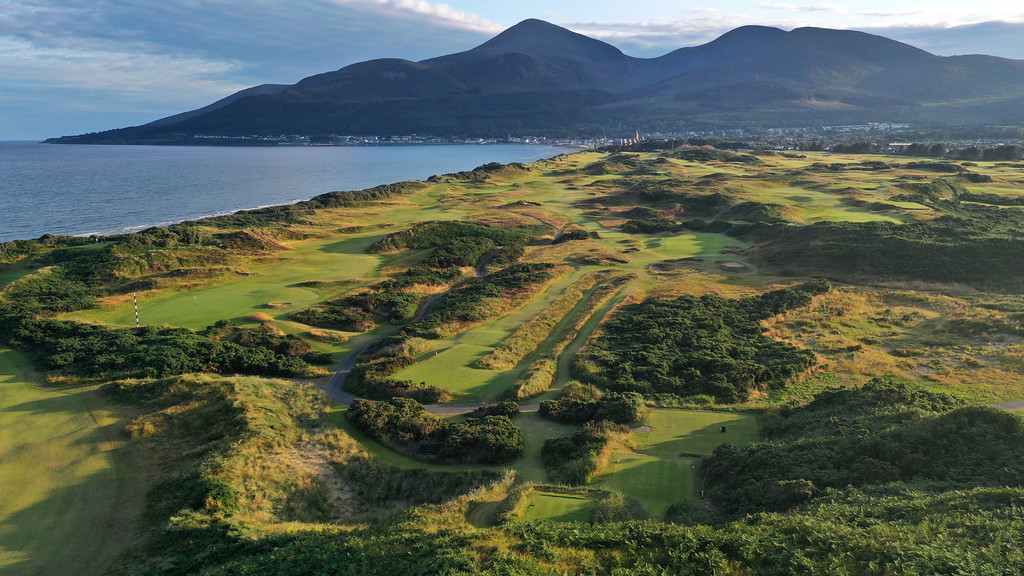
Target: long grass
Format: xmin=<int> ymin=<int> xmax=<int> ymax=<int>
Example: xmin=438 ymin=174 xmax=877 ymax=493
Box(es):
xmin=513 ymin=274 xmax=633 ymax=399
xmin=475 ymin=271 xmax=612 ymax=370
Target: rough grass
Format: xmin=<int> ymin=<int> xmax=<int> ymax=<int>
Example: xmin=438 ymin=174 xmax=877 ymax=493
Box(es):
xmin=513 ymin=273 xmax=633 ymax=399
xmin=765 ymin=287 xmax=1024 ymax=403
xmin=327 ymin=406 xmax=576 ymax=484
xmin=13 ymin=148 xmax=1024 ymax=555
xmin=394 ymin=270 xmax=582 ymax=402
xmin=476 ymin=271 xmax=609 ymax=370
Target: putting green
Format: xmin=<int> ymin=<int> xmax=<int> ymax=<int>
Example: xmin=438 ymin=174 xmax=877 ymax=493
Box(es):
xmin=636 ymin=409 xmax=761 ymax=457
xmin=0 ymin=349 xmax=144 ymax=576
xmin=597 ymin=409 xmax=761 ymax=516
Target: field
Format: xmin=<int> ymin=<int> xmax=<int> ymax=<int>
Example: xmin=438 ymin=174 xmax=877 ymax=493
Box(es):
xmin=0 ymin=350 xmax=146 ymax=576
xmin=635 ymin=409 xmax=761 ymax=458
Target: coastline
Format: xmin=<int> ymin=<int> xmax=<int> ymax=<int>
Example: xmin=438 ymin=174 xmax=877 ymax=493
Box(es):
xmin=0 ymin=142 xmax=569 ymax=244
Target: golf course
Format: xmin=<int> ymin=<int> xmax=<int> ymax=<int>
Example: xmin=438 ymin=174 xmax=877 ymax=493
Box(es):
xmin=4 ymin=145 xmax=1024 ymax=573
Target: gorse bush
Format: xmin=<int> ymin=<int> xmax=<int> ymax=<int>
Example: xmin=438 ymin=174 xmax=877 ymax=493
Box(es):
xmin=574 ymin=280 xmax=830 ymax=402
xmin=347 ymin=398 xmax=524 ymax=464
xmin=542 ymin=420 xmax=627 ymax=485
xmin=697 ymin=378 xmax=1024 ymax=517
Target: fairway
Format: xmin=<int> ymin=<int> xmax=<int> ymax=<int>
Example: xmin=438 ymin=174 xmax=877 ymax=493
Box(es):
xmin=0 ymin=350 xmax=145 ymax=576
xmin=394 ymin=270 xmax=586 ymax=402
xmin=67 ymin=233 xmax=384 ymax=330
xmin=520 ymin=491 xmax=595 ymax=522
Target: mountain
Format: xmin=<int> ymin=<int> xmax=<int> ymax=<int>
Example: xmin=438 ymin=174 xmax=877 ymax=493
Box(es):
xmin=49 ymin=19 xmax=1024 ymax=143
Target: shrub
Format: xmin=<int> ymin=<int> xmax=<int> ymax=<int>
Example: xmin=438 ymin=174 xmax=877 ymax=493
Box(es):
xmin=347 ymin=398 xmax=524 ymax=464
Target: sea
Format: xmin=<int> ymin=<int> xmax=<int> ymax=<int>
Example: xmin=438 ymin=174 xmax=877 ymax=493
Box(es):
xmin=0 ymin=142 xmax=568 ymax=243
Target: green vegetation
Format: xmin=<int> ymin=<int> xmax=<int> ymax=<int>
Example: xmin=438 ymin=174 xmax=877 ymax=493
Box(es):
xmin=635 ymin=409 xmax=760 ymax=458
xmin=539 ymin=382 xmax=647 ymax=425
xmin=698 ymin=378 xmax=1023 ymax=518
xmin=573 ymin=280 xmax=830 ymax=402
xmin=347 ymin=398 xmax=524 ymax=464
xmin=542 ymin=420 xmax=629 ymax=485
xmin=7 ymin=149 xmax=1024 ymax=574
xmin=0 ymin=349 xmax=146 ymax=576
xmin=475 ymin=271 xmax=609 ymax=370
xmin=519 ymin=491 xmax=595 ymax=522
xmin=511 ymin=273 xmax=632 ymax=399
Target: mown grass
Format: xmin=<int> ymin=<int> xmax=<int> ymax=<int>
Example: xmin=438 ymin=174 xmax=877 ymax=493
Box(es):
xmin=477 ymin=271 xmax=609 ymax=370
xmin=635 ymin=409 xmax=761 ymax=458
xmin=12 ymin=148 xmax=1024 ymax=550
xmin=0 ymin=349 xmax=147 ymax=576
xmin=519 ymin=491 xmax=596 ymax=522
xmin=66 ymin=233 xmax=384 ymax=330
xmin=394 ymin=270 xmax=585 ymax=402
xmin=596 ymin=454 xmax=697 ymax=517
xmin=594 ymin=408 xmax=761 ymax=516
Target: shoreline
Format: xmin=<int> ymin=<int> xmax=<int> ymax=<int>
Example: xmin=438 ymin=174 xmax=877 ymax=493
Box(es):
xmin=0 ymin=143 xmax=572 ymax=244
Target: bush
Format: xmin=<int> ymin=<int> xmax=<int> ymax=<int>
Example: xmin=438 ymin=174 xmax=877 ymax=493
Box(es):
xmin=575 ymin=281 xmax=829 ymax=402
xmin=347 ymin=398 xmax=524 ymax=464
xmin=542 ymin=420 xmax=625 ymax=485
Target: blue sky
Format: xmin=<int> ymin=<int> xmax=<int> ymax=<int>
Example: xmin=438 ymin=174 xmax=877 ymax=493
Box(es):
xmin=2 ymin=0 xmax=1023 ymax=140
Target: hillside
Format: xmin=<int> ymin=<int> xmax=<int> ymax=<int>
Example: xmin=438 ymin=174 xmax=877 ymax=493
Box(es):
xmin=48 ymin=19 xmax=1024 ymax=144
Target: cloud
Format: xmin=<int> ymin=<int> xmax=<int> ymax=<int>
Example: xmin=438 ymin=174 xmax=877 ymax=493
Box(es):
xmin=858 ymin=9 xmax=923 ymax=18
xmin=564 ymin=18 xmax=751 ymax=56
xmin=0 ymin=0 xmax=496 ymax=137
xmin=757 ymin=2 xmax=848 ymax=14
xmin=333 ymin=0 xmax=503 ymax=33
xmin=562 ymin=15 xmax=1024 ymax=61
xmin=859 ymin=21 xmax=1024 ymax=59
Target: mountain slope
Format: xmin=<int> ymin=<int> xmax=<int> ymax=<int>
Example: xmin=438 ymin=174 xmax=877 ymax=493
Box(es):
xmin=49 ymin=20 xmax=1024 ymax=143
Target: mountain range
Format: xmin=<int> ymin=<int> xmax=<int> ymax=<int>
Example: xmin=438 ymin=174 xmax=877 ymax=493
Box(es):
xmin=49 ymin=19 xmax=1024 ymax=143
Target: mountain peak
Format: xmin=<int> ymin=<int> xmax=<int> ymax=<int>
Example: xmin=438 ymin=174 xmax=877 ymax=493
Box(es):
xmin=473 ymin=18 xmax=626 ymax=61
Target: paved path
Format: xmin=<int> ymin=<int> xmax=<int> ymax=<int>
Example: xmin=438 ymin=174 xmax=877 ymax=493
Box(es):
xmin=991 ymin=399 xmax=1024 ymax=411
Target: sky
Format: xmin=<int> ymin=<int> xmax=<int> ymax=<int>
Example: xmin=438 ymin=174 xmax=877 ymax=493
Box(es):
xmin=2 ymin=1 xmax=1023 ymax=140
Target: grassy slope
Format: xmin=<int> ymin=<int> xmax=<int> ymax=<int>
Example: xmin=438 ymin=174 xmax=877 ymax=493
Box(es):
xmin=0 ymin=350 xmax=147 ymax=576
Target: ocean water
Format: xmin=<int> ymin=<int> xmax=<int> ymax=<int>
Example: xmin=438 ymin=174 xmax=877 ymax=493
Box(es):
xmin=0 ymin=142 xmax=566 ymax=243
